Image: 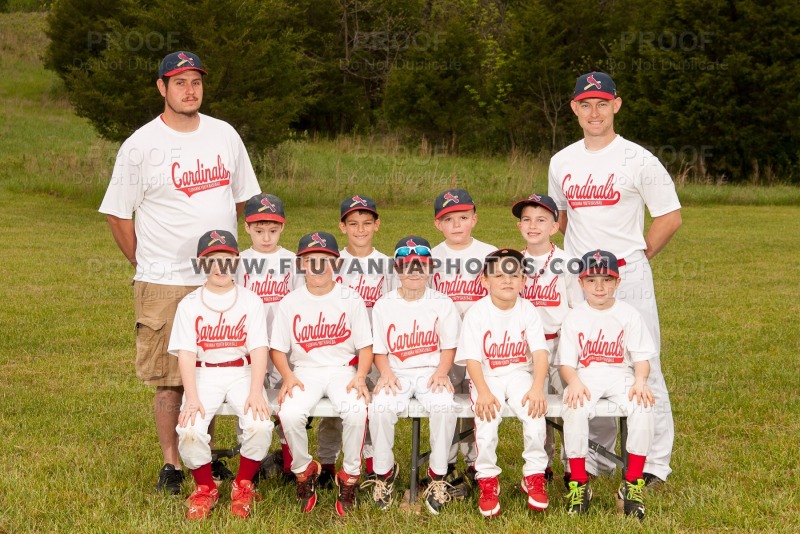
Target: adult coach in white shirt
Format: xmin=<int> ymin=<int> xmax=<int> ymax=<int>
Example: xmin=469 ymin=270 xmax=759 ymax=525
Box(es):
xmin=548 ymin=72 xmax=682 ymax=486
xmin=99 ymin=51 xmax=261 ymax=493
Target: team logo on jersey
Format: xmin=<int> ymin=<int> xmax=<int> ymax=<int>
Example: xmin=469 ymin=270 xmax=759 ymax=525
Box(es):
xmin=308 ymin=232 xmax=327 ymax=248
xmin=561 ymin=173 xmax=621 ymax=208
xmin=293 ymin=312 xmax=351 ymax=351
xmin=259 ymin=197 xmax=278 ymax=213
xmin=483 ymin=330 xmax=528 ymax=369
xmin=387 ymin=318 xmax=440 ymax=361
xmin=177 ymin=52 xmax=195 ymax=67
xmin=432 ymin=273 xmax=486 ymax=302
xmin=336 ymin=274 xmax=384 ymax=308
xmin=578 ymin=329 xmax=625 ymax=366
xmin=195 ymin=314 xmax=247 ymax=350
xmin=520 ymin=276 xmax=562 ymax=307
xmin=242 ymin=272 xmax=291 ymax=303
xmin=208 ymin=231 xmax=226 ymax=246
xmin=584 ymin=74 xmax=601 ymax=90
xmin=442 ymin=192 xmax=459 ymax=206
xmin=172 ymin=155 xmax=232 ymax=197
xmin=349 ymin=195 xmax=368 ymax=207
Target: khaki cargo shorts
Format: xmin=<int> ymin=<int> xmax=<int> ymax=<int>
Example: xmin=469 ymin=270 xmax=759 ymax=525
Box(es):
xmin=133 ymin=281 xmax=197 ymax=387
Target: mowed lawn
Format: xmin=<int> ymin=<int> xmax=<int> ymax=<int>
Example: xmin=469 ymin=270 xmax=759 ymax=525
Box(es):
xmin=1 ymin=190 xmax=799 ymax=532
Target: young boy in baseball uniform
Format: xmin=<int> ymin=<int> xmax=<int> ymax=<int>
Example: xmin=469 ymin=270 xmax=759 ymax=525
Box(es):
xmin=365 ymin=236 xmax=461 ymax=515
xmin=559 ymin=250 xmax=655 ymax=519
xmin=430 ymin=188 xmax=497 ymax=492
xmin=169 ymin=230 xmax=273 ymax=520
xmin=454 ymin=249 xmax=550 ymax=518
xmin=316 ymin=195 xmax=392 ymax=487
xmin=270 ymin=231 xmax=373 ymax=516
xmin=512 ymin=193 xmax=582 ymax=479
xmin=236 ymin=193 xmax=298 ymax=482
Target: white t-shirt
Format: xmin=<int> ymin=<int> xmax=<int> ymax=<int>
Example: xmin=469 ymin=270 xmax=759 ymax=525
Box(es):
xmin=372 ymin=288 xmax=462 ymax=370
xmin=431 ymin=238 xmax=497 ymax=317
xmin=548 ymin=135 xmax=681 ymax=259
xmin=270 ymin=284 xmax=372 ymax=368
xmin=558 ymin=300 xmax=655 ymax=371
xmin=455 ymin=296 xmax=549 ymax=378
xmin=168 ymin=285 xmax=268 ymax=365
xmin=99 ymin=114 xmax=260 ymax=286
xmin=237 ymin=247 xmax=298 ymax=337
xmin=336 ymin=248 xmax=394 ymax=319
xmin=521 ymin=246 xmax=582 ymax=342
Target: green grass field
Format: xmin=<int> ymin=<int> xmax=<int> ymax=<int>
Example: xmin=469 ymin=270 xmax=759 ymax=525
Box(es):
xmin=1 ymin=11 xmax=800 ymax=533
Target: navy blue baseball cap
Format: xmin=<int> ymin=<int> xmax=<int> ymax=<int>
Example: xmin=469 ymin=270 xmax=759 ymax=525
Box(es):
xmin=340 ymin=195 xmax=378 ymax=221
xmin=573 ymin=72 xmax=617 ymax=101
xmin=394 ymin=235 xmax=433 ymax=264
xmin=245 ymin=193 xmax=286 ymax=224
xmin=159 ymin=51 xmax=208 ymax=79
xmin=297 ymin=231 xmax=340 ymax=257
xmin=434 ymin=189 xmax=475 ymax=219
xmin=579 ymin=249 xmax=620 ymax=279
xmin=511 ymin=193 xmax=559 ymax=221
xmin=197 ymin=229 xmax=238 ymax=257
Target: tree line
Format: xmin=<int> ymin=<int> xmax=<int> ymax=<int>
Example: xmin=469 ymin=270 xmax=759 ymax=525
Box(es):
xmin=45 ymin=0 xmax=800 ymax=183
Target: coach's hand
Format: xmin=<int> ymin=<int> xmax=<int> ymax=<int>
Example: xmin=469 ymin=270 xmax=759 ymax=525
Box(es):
xmin=245 ymin=391 xmax=271 ymax=421
xmin=474 ymin=391 xmax=501 ymax=422
xmin=179 ymin=397 xmax=205 ymax=428
xmin=375 ymin=372 xmax=400 ymax=395
xmin=427 ymin=371 xmax=453 ymax=393
xmin=522 ymin=386 xmax=547 ymax=418
xmin=279 ymin=374 xmax=304 ymax=403
xmin=347 ymin=375 xmax=371 ymax=404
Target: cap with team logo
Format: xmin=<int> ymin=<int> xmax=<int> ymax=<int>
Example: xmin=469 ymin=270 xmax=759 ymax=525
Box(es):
xmin=340 ymin=195 xmax=379 ymax=221
xmin=573 ymin=71 xmax=617 ymax=101
xmin=483 ymin=248 xmax=525 ymax=274
xmin=244 ymin=193 xmax=286 ymax=223
xmin=434 ymin=188 xmax=475 ymax=219
xmin=394 ymin=235 xmax=433 ymax=264
xmin=579 ymin=249 xmax=620 ymax=279
xmin=197 ymin=229 xmax=238 ymax=257
xmin=511 ymin=193 xmax=559 ymax=221
xmin=297 ymin=231 xmax=340 ymax=257
xmin=159 ymin=51 xmax=208 ymax=79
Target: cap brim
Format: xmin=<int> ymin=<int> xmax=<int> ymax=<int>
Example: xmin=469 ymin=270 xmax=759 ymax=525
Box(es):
xmin=511 ymin=200 xmax=558 ymax=220
xmin=579 ymin=269 xmax=620 ymax=279
xmin=297 ymin=247 xmax=340 ymax=258
xmin=573 ymin=91 xmax=615 ymax=101
xmin=245 ymin=213 xmax=286 ymax=224
xmin=199 ymin=245 xmax=238 ymax=257
xmin=162 ymin=66 xmax=208 ymax=78
xmin=435 ymin=204 xmax=475 ymax=219
xmin=340 ymin=207 xmax=378 ymax=221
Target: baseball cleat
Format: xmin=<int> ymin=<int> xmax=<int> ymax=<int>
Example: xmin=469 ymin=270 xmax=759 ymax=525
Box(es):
xmin=361 ymin=463 xmax=398 ymax=510
xmin=421 ymin=472 xmax=453 ymax=515
xmin=617 ymin=478 xmax=646 ymax=519
xmin=520 ymin=473 xmax=548 ymax=511
xmin=477 ymin=476 xmax=501 ymax=518
xmin=230 ymin=479 xmax=261 ymax=519
xmin=544 ymin=466 xmax=554 ymax=483
xmin=295 ymin=461 xmax=321 ymax=513
xmin=185 ymin=485 xmax=218 ymax=519
xmin=156 ymin=463 xmax=185 ymax=495
xmin=211 ymin=458 xmax=235 ymax=482
xmin=565 ymin=480 xmax=592 ymax=515
xmin=643 ymin=472 xmax=665 ymax=490
xmin=317 ymin=464 xmax=337 ymax=490
xmin=335 ymin=470 xmax=360 ymax=516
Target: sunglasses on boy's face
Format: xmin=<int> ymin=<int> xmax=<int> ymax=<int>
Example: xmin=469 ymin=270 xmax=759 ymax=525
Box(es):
xmin=394 ymin=245 xmax=432 ymax=259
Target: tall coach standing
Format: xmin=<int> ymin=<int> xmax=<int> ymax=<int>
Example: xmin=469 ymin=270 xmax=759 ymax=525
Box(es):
xmin=99 ymin=51 xmax=261 ymax=493
xmin=548 ymin=72 xmax=682 ymax=486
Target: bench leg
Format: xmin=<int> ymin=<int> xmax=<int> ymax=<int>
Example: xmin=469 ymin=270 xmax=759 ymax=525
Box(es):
xmin=620 ymin=416 xmax=628 ymax=476
xmin=409 ymin=417 xmax=421 ymax=504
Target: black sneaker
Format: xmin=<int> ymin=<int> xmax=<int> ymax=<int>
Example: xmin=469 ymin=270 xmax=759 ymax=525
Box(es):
xmin=565 ymin=480 xmax=592 ymax=515
xmin=617 ymin=478 xmax=646 ymax=519
xmin=156 ymin=463 xmax=184 ymax=495
xmin=211 ymin=458 xmax=234 ymax=482
xmin=318 ymin=465 xmax=337 ymax=490
xmin=361 ymin=464 xmax=398 ymax=510
xmin=544 ymin=466 xmax=554 ymax=483
xmin=643 ymin=472 xmax=665 ymax=490
xmin=421 ymin=473 xmax=453 ymax=515
xmin=335 ymin=471 xmax=360 ymax=516
xmin=419 ymin=463 xmax=470 ymax=499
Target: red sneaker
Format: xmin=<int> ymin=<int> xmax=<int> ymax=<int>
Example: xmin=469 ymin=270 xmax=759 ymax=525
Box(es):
xmin=521 ymin=473 xmax=548 ymax=511
xmin=231 ymin=479 xmax=262 ymax=518
xmin=295 ymin=461 xmax=321 ymax=513
xmin=185 ymin=485 xmax=219 ymax=520
xmin=477 ymin=476 xmax=501 ymax=518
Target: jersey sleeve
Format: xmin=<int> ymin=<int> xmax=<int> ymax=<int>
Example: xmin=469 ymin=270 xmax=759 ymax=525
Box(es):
xmin=350 ymin=295 xmax=373 ymax=350
xmin=229 ymin=130 xmax=261 ymax=203
xmin=625 ymin=309 xmax=656 ymax=363
xmin=548 ymin=159 xmax=568 ymax=211
xmin=98 ymin=142 xmax=145 ymax=219
xmin=245 ymin=295 xmax=270 ymax=352
xmin=557 ymin=312 xmax=580 ymax=368
xmin=269 ymin=300 xmax=292 ymax=354
xmin=167 ymin=298 xmax=197 ymax=356
xmin=370 ymin=300 xmax=389 ymax=355
xmin=637 ymin=152 xmax=682 ymax=218
xmin=454 ymin=309 xmax=483 ymax=366
xmin=437 ymin=298 xmax=462 ymax=350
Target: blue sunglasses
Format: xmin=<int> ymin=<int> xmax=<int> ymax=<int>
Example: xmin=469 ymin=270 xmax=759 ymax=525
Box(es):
xmin=394 ymin=245 xmax=432 ymax=259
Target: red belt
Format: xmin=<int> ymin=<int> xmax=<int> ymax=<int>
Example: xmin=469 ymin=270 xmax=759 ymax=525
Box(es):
xmin=545 ymin=333 xmax=559 ymax=340
xmin=618 ymin=258 xmax=627 ymax=267
xmin=196 ymin=355 xmax=251 ymax=368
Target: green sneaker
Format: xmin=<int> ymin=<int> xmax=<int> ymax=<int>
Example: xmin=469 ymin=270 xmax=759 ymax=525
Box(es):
xmin=565 ymin=480 xmax=592 ymax=515
xmin=617 ymin=478 xmax=646 ymax=519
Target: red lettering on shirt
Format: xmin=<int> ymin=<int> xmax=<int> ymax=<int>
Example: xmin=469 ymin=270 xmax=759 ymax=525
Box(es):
xmin=521 ymin=276 xmax=562 ymax=307
xmin=578 ymin=329 xmax=624 ymax=366
xmin=292 ymin=312 xmax=352 ymax=352
xmin=482 ymin=330 xmax=528 ymax=369
xmin=433 ymin=273 xmax=486 ymax=302
xmin=171 ymin=155 xmax=231 ymax=197
xmin=340 ymin=276 xmax=384 ymax=308
xmin=562 ymin=173 xmax=621 ymax=208
xmin=386 ymin=318 xmax=439 ymax=361
xmin=242 ymin=272 xmax=290 ymax=304
xmin=195 ymin=315 xmax=247 ymax=350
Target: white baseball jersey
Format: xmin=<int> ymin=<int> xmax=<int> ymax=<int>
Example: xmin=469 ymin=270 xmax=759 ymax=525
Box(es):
xmin=371 ymin=288 xmax=462 ymax=370
xmin=336 ymin=248 xmax=394 ymax=318
xmin=455 ymin=296 xmax=549 ymax=378
xmin=521 ymin=246 xmax=582 ymax=339
xmin=168 ymin=285 xmax=268 ymax=364
xmin=548 ymin=135 xmax=681 ymax=259
xmin=431 ymin=238 xmax=497 ymax=317
xmin=237 ymin=247 xmax=298 ymax=336
xmin=558 ymin=300 xmax=655 ymax=371
xmin=270 ymin=283 xmax=372 ymax=367
xmin=99 ymin=114 xmax=260 ymax=286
